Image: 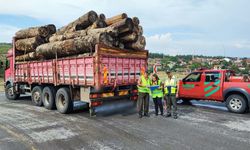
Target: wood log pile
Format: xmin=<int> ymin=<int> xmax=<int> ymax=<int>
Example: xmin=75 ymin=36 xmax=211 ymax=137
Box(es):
xmin=15 ymin=10 xmax=146 ymax=62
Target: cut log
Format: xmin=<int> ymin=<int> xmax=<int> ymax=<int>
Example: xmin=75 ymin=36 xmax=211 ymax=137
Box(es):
xmin=125 ymin=36 xmax=146 ymax=50
xmin=36 ymin=33 xmax=113 ymax=59
xmin=45 ymin=24 xmax=57 ymax=35
xmin=99 ymin=13 xmax=106 ymax=21
xmin=15 ymin=36 xmax=45 ymax=52
xmin=87 ymin=27 xmax=119 ymax=37
xmin=49 ymin=30 xmax=87 ymax=42
xmin=132 ymin=17 xmax=140 ymax=26
xmin=15 ymin=52 xmax=38 ymax=62
xmin=110 ymin=18 xmax=134 ymax=34
xmin=105 ymin=13 xmax=127 ymax=26
xmin=88 ymin=19 xmax=107 ymax=29
xmin=15 ymin=24 xmax=56 ymax=39
xmin=57 ymin=10 xmax=98 ymax=34
xmin=120 ymin=32 xmax=138 ymax=43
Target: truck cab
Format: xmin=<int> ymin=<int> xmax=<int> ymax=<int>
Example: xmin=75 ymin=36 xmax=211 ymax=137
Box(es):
xmin=178 ymin=69 xmax=250 ymax=113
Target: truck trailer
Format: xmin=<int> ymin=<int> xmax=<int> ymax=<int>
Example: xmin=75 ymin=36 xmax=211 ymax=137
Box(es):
xmin=5 ymin=39 xmax=148 ymax=116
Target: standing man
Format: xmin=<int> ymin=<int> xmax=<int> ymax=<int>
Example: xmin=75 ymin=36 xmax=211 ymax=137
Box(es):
xmin=164 ymin=70 xmax=178 ymax=119
xmin=137 ymin=71 xmax=150 ymax=118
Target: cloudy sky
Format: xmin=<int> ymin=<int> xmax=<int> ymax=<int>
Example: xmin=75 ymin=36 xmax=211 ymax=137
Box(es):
xmin=0 ymin=0 xmax=250 ymax=57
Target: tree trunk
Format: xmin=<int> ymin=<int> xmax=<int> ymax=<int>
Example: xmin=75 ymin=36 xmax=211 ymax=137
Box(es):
xmin=105 ymin=13 xmax=127 ymax=26
xmin=87 ymin=27 xmax=119 ymax=37
xmin=57 ymin=10 xmax=98 ymax=34
xmin=36 ymin=33 xmax=113 ymax=59
xmin=49 ymin=30 xmax=87 ymax=42
xmin=119 ymin=32 xmax=138 ymax=43
xmin=15 ymin=36 xmax=45 ymax=52
xmin=110 ymin=18 xmax=134 ymax=34
xmin=87 ymin=19 xmax=107 ymax=29
xmin=15 ymin=24 xmax=56 ymax=39
xmin=132 ymin=17 xmax=140 ymax=26
xmin=15 ymin=52 xmax=38 ymax=62
xmin=99 ymin=13 xmax=106 ymax=21
xmin=125 ymin=36 xmax=146 ymax=50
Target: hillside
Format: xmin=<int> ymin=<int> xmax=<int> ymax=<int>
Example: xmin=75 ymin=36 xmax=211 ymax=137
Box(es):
xmin=0 ymin=43 xmax=12 ymax=54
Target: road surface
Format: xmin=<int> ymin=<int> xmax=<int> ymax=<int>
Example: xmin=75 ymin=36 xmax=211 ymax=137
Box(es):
xmin=0 ymin=92 xmax=250 ymax=150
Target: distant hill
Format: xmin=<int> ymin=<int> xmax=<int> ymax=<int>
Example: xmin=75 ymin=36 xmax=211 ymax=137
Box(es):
xmin=0 ymin=43 xmax=12 ymax=54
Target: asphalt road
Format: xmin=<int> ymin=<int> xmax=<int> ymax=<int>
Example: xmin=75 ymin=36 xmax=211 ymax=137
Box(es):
xmin=0 ymin=92 xmax=250 ymax=150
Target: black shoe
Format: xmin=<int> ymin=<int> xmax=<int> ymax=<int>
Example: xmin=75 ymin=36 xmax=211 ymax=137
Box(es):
xmin=160 ymin=113 xmax=164 ymax=116
xmin=165 ymin=113 xmax=171 ymax=117
xmin=173 ymin=115 xmax=178 ymax=119
xmin=144 ymin=113 xmax=150 ymax=117
xmin=155 ymin=113 xmax=158 ymax=116
xmin=139 ymin=114 xmax=143 ymax=118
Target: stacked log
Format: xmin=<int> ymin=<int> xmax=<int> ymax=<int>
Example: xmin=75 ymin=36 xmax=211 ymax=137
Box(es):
xmin=14 ymin=24 xmax=56 ymax=54
xmin=14 ymin=11 xmax=146 ymax=62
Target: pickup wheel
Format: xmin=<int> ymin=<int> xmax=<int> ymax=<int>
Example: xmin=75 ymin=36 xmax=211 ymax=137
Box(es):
xmin=226 ymin=94 xmax=247 ymax=114
xmin=31 ymin=86 xmax=43 ymax=106
xmin=55 ymin=87 xmax=73 ymax=114
xmin=5 ymin=84 xmax=20 ymax=100
xmin=42 ymin=86 xmax=56 ymax=110
xmin=180 ymin=98 xmax=192 ymax=105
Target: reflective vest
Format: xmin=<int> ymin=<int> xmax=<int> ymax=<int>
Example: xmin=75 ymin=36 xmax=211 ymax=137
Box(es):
xmin=138 ymin=75 xmax=150 ymax=93
xmin=151 ymin=80 xmax=163 ymax=98
xmin=164 ymin=76 xmax=177 ymax=94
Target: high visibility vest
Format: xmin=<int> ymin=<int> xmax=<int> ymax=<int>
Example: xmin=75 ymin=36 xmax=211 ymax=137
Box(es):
xmin=164 ymin=76 xmax=177 ymax=94
xmin=138 ymin=75 xmax=150 ymax=93
xmin=151 ymin=80 xmax=163 ymax=98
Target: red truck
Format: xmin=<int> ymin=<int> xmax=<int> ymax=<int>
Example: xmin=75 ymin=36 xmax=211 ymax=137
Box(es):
xmin=178 ymin=69 xmax=250 ymax=113
xmin=4 ymin=39 xmax=148 ymax=116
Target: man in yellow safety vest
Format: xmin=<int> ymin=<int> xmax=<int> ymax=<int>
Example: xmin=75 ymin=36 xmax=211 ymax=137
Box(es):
xmin=164 ymin=70 xmax=178 ymax=119
xmin=150 ymin=74 xmax=164 ymax=116
xmin=137 ymin=71 xmax=150 ymax=118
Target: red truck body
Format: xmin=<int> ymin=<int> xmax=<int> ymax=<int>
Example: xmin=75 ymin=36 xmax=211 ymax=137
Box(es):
xmin=178 ymin=69 xmax=250 ymax=113
xmin=5 ymin=40 xmax=148 ymax=116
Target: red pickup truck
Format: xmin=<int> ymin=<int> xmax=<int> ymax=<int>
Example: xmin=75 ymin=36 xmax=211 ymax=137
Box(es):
xmin=178 ymin=69 xmax=250 ymax=113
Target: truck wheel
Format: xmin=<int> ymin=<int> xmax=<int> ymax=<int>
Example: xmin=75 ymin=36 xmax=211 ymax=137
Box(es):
xmin=56 ymin=87 xmax=73 ymax=114
xmin=42 ymin=86 xmax=56 ymax=110
xmin=226 ymin=94 xmax=247 ymax=114
xmin=5 ymin=84 xmax=20 ymax=100
xmin=31 ymin=86 xmax=43 ymax=106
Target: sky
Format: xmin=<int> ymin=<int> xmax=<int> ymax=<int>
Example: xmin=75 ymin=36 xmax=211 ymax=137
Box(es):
xmin=0 ymin=0 xmax=250 ymax=57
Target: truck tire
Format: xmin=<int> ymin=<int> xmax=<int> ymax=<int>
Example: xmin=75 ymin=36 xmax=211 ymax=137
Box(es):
xmin=226 ymin=94 xmax=247 ymax=114
xmin=56 ymin=87 xmax=73 ymax=114
xmin=42 ymin=86 xmax=56 ymax=110
xmin=5 ymin=84 xmax=20 ymax=100
xmin=31 ymin=86 xmax=43 ymax=106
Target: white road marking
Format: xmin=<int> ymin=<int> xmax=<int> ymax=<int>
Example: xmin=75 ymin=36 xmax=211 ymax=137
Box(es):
xmin=28 ymin=127 xmax=76 ymax=143
xmin=224 ymin=120 xmax=250 ymax=132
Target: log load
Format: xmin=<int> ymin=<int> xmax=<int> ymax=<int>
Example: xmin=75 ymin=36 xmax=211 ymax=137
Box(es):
xmin=14 ymin=11 xmax=147 ymax=61
xmin=15 ymin=24 xmax=56 ymax=39
xmin=57 ymin=10 xmax=98 ymax=34
xmin=15 ymin=36 xmax=45 ymax=52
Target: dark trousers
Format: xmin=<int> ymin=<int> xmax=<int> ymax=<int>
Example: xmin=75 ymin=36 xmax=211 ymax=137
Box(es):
xmin=137 ymin=92 xmax=149 ymax=115
xmin=153 ymin=97 xmax=163 ymax=115
xmin=165 ymin=94 xmax=177 ymax=116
